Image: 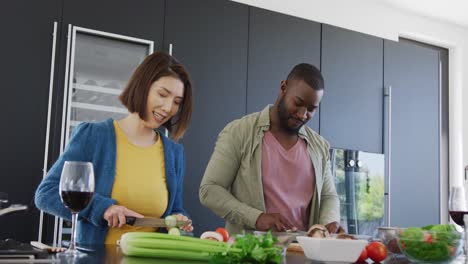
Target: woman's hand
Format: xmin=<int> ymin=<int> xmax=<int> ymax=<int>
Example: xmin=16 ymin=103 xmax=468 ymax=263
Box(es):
xmin=103 ymin=204 xmax=144 ymax=228
xmin=173 ymin=213 xmax=193 ymax=232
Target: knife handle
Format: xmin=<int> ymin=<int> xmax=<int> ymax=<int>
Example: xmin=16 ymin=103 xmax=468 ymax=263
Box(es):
xmin=125 ymin=216 xmax=136 ymax=226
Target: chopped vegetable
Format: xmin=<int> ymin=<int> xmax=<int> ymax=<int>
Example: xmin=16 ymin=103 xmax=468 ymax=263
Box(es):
xmin=210 ymin=231 xmax=283 ymax=264
xmin=215 ymin=227 xmax=230 ymax=242
xmin=168 ymin=227 xmax=181 ymax=236
xmin=165 ymin=215 xmax=177 ymax=227
xmin=307 ymin=224 xmax=329 ymax=238
xmin=201 ymin=231 xmax=224 ymax=242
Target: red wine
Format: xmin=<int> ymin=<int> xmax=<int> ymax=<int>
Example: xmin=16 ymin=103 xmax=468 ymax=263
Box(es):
xmin=449 ymin=210 xmax=468 ymax=226
xmin=61 ymin=191 xmax=93 ymax=212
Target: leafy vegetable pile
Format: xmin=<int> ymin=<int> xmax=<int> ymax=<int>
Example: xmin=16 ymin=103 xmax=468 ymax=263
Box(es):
xmin=399 ymin=224 xmax=462 ymax=262
xmin=210 ymin=231 xmax=283 ymax=264
xmin=121 ymin=231 xmax=284 ymax=263
xmin=121 ymin=232 xmax=231 ymax=261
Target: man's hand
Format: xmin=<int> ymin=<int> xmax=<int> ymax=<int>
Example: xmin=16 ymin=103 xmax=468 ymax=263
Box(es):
xmin=255 ymin=213 xmax=297 ymax=232
xmin=103 ymin=205 xmax=143 ymax=228
xmin=324 ymin=221 xmax=345 ymax=234
xmin=173 ymin=213 xmax=193 ymax=232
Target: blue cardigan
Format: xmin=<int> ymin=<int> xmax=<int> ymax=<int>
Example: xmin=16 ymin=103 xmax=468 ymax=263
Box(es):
xmin=35 ymin=119 xmax=187 ymax=244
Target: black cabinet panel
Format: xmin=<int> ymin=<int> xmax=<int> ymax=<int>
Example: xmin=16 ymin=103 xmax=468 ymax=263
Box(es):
xmin=61 ymin=0 xmax=165 ymax=42
xmin=321 ymin=25 xmax=383 ymax=153
xmin=0 ymin=0 xmax=62 ymax=241
xmin=164 ymin=0 xmax=249 ymax=236
xmin=384 ymin=40 xmax=440 ymax=227
xmin=247 ymin=7 xmax=321 ymax=131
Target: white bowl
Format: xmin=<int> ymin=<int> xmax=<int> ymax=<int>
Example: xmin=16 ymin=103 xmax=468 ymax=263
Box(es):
xmin=296 ymin=236 xmax=368 ymax=263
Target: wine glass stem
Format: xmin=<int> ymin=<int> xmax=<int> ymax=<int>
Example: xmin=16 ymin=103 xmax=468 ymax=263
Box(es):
xmin=69 ymin=212 xmax=79 ymax=251
xmin=463 ymin=222 xmax=468 ymax=257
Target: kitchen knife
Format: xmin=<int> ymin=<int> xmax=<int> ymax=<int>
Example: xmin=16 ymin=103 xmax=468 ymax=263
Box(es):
xmin=125 ymin=217 xmax=191 ymax=227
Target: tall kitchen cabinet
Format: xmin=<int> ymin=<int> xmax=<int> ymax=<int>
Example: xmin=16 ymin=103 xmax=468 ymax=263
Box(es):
xmin=247 ymin=7 xmax=321 ymax=131
xmin=320 ymin=25 xmax=384 ymax=154
xmin=163 ymin=0 xmax=249 ymax=236
xmin=0 ymin=0 xmax=62 ymax=242
xmin=384 ymin=39 xmax=441 ymax=227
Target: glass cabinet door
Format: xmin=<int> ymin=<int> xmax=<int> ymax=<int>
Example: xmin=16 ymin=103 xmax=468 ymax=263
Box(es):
xmin=64 ymin=26 xmax=153 ymax=141
xmin=331 ymin=149 xmax=385 ymax=237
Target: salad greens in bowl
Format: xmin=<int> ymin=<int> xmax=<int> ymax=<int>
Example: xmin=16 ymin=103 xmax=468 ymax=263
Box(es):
xmin=397 ymin=224 xmax=463 ymax=262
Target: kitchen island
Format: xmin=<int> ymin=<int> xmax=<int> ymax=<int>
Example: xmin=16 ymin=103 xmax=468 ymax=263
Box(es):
xmin=0 ymin=243 xmax=307 ymax=264
xmin=1 ymin=243 xmax=466 ymax=263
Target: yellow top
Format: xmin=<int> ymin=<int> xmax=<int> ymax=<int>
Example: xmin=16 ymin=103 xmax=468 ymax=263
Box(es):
xmin=104 ymin=121 xmax=168 ymax=244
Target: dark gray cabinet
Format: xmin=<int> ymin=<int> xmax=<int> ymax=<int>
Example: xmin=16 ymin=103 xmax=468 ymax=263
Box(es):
xmin=320 ymin=25 xmax=384 ymax=153
xmin=61 ymin=0 xmax=165 ymax=41
xmin=164 ymin=0 xmax=249 ymax=236
xmin=247 ymin=7 xmax=321 ymax=131
xmin=384 ymin=40 xmax=440 ymax=227
xmin=0 ymin=0 xmax=62 ymax=242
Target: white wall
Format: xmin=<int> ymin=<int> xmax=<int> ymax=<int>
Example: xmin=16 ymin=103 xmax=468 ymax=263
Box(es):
xmin=232 ymin=0 xmax=468 ymax=187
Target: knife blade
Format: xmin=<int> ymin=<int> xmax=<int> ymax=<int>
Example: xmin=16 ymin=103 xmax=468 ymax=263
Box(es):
xmin=125 ymin=217 xmax=191 ymax=227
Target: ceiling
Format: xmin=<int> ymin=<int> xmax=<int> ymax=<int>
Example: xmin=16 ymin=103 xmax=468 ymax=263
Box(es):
xmin=375 ymin=0 xmax=468 ymax=28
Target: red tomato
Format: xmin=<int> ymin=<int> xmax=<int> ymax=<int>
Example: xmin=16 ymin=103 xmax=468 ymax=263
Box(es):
xmin=357 ymin=247 xmax=368 ymax=262
xmin=215 ymin=227 xmax=229 ymax=242
xmin=424 ymin=233 xmax=433 ymax=244
xmin=366 ymin=242 xmax=387 ymax=262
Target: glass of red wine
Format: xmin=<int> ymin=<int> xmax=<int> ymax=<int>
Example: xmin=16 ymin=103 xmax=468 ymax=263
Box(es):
xmin=449 ymin=186 xmax=468 ymax=256
xmin=449 ymin=186 xmax=468 ymax=226
xmin=59 ymin=161 xmax=95 ymax=256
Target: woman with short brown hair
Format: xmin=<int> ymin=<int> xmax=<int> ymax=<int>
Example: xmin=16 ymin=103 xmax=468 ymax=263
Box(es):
xmin=120 ymin=52 xmax=192 ymax=141
xmin=35 ymin=52 xmax=194 ymax=245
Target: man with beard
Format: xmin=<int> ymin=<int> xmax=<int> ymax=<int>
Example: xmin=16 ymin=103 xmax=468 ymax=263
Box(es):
xmin=199 ymin=63 xmax=342 ymax=234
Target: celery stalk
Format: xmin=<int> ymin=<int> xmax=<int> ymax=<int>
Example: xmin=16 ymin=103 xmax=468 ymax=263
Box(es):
xmin=122 ymin=256 xmax=207 ymax=264
xmin=123 ymin=238 xmax=231 ymax=253
xmin=122 ymin=232 xmax=227 ymax=247
xmin=120 ymin=232 xmax=238 ymax=260
xmin=121 ymin=244 xmax=211 ymax=261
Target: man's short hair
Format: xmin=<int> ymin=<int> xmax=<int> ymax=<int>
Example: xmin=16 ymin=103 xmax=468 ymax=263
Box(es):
xmin=286 ymin=63 xmax=324 ymax=91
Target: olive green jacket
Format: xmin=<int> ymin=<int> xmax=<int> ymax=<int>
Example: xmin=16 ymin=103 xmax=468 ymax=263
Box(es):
xmin=199 ymin=105 xmax=340 ymax=234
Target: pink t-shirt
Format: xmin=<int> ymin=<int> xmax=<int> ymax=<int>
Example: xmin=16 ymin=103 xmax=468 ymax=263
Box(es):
xmin=261 ymin=131 xmax=315 ymax=231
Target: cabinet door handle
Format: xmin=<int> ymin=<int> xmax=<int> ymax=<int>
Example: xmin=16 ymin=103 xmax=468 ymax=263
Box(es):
xmin=384 ymin=85 xmax=392 ymax=226
xmin=43 ymin=21 xmax=58 ymax=178
xmin=38 ymin=21 xmax=59 ymax=243
xmin=169 ymin=43 xmax=173 ymax=55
